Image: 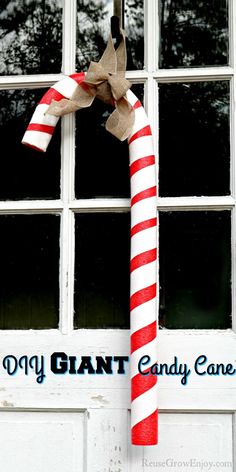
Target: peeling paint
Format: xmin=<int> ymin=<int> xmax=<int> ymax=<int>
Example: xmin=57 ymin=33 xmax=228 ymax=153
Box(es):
xmin=2 ymin=400 xmax=14 ymax=407
xmin=91 ymin=395 xmax=109 ymax=405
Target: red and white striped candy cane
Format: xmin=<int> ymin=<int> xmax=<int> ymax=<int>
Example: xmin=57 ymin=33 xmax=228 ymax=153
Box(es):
xmin=22 ymin=75 xmax=158 ymax=446
xmin=128 ymin=92 xmax=158 ymax=445
xmin=22 ymin=73 xmax=85 ymax=152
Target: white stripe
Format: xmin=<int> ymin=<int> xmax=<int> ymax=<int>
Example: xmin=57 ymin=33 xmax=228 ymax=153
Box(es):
xmin=131 ymin=108 xmax=150 ymax=135
xmin=30 ymin=104 xmax=59 ymax=127
xmin=131 ymin=165 xmax=156 ymax=195
xmin=53 ymin=77 xmax=78 ymax=98
xmin=22 ymin=130 xmax=52 ymax=153
xmin=131 ymin=338 xmax=157 ymax=378
xmin=131 ymin=226 xmax=157 ymax=259
xmin=130 ymin=298 xmax=157 ymax=334
xmin=127 ymin=89 xmax=139 ymax=107
xmin=129 ymin=136 xmax=154 ymax=164
xmin=131 ymin=197 xmax=157 ymax=227
xmin=131 ymin=383 xmax=158 ymax=428
xmin=131 ymin=261 xmax=156 ymax=296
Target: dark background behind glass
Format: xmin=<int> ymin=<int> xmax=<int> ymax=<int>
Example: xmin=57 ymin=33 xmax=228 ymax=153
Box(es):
xmin=74 ymin=213 xmax=130 ymax=328
xmin=0 ymin=89 xmax=61 ymax=201
xmin=159 ymin=81 xmax=230 ymax=197
xmin=75 ymin=84 xmax=144 ymax=199
xmin=0 ymin=215 xmax=60 ymax=329
xmin=159 ymin=0 xmax=229 ymax=68
xmin=159 ymin=211 xmax=231 ymax=329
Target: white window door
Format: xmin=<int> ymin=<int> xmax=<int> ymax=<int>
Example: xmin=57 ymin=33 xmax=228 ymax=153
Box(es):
xmin=0 ymin=1 xmax=235 ymax=471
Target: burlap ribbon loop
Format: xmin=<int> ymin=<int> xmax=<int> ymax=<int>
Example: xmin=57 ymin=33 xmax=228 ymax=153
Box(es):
xmin=46 ymin=29 xmax=134 ymax=141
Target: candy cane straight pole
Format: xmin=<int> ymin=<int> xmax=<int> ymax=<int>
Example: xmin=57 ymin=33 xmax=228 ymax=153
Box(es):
xmin=22 ymin=77 xmax=158 ymax=446
xmin=127 ymin=90 xmax=158 ymax=445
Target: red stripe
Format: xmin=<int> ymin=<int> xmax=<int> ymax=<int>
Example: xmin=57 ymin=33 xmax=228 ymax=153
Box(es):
xmin=130 ymin=155 xmax=155 ymax=177
xmin=27 ymin=123 xmax=55 ymax=135
xmin=131 ymin=186 xmax=156 ymax=206
xmin=39 ymin=73 xmax=85 ymax=105
xmin=128 ymin=125 xmax=152 ymax=144
xmin=130 ymin=284 xmax=156 ymax=311
xmin=131 ymin=368 xmax=157 ymax=401
xmin=69 ymin=72 xmax=86 ymax=84
xmin=133 ymin=100 xmax=142 ymax=110
xmin=39 ymin=88 xmax=66 ymax=105
xmin=131 ymin=218 xmax=157 ymax=237
xmin=131 ymin=321 xmax=157 ymax=355
xmin=78 ymin=81 xmax=95 ymax=96
xmin=131 ymin=248 xmax=156 ymax=272
xmin=132 ymin=410 xmax=158 ymax=445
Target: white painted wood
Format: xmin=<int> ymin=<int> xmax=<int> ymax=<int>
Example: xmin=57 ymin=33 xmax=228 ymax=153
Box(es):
xmin=0 ymin=200 xmax=63 ymax=213
xmin=86 ymin=409 xmax=129 ymax=472
xmin=156 ymin=196 xmax=235 ymax=210
xmin=62 ymin=0 xmax=76 ymax=75
xmin=0 ymin=196 xmax=233 ymax=214
xmin=0 ymin=330 xmax=235 ymax=411
xmin=0 ymin=74 xmax=64 ymax=89
xmin=233 ymin=413 xmax=236 ymax=471
xmin=145 ymin=0 xmax=158 ymax=72
xmin=154 ymin=67 xmax=234 ymax=82
xmin=59 ymin=209 xmax=75 ymax=334
xmin=0 ymin=411 xmax=84 ymax=472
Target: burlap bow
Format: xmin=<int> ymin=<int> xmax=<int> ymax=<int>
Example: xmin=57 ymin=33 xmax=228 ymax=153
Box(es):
xmin=46 ymin=29 xmax=134 ymax=141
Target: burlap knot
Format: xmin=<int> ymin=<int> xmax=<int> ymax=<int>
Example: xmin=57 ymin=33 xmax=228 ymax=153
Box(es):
xmin=46 ymin=29 xmax=134 ymax=141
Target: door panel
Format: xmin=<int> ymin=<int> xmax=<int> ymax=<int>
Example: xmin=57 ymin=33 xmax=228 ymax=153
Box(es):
xmin=0 ymin=411 xmax=84 ymax=472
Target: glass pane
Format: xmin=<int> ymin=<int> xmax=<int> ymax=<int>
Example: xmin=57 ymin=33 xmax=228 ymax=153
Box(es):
xmin=159 ymin=81 xmax=230 ymax=197
xmin=159 ymin=211 xmax=231 ymax=329
xmin=0 ymin=0 xmax=62 ymax=75
xmin=75 ymin=84 xmax=143 ymax=199
xmin=159 ymin=0 xmax=229 ymax=68
xmin=74 ymin=213 xmax=130 ymax=328
xmin=0 ymin=215 xmax=60 ymax=329
xmin=0 ymin=89 xmax=61 ymax=200
xmin=76 ymin=0 xmax=144 ymax=71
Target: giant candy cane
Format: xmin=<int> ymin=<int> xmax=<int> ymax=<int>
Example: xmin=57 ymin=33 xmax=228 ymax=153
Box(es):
xmin=22 ymin=73 xmax=158 ymax=445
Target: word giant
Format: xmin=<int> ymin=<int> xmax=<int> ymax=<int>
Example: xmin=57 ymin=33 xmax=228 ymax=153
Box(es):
xmin=2 ymin=353 xmax=129 ymax=384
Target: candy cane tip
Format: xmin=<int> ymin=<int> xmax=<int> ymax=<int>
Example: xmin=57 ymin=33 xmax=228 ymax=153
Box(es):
xmin=22 ymin=141 xmax=45 ymax=153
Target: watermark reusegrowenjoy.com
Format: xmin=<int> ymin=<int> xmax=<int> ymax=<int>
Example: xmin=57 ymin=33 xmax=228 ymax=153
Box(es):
xmin=142 ymin=458 xmax=232 ymax=470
